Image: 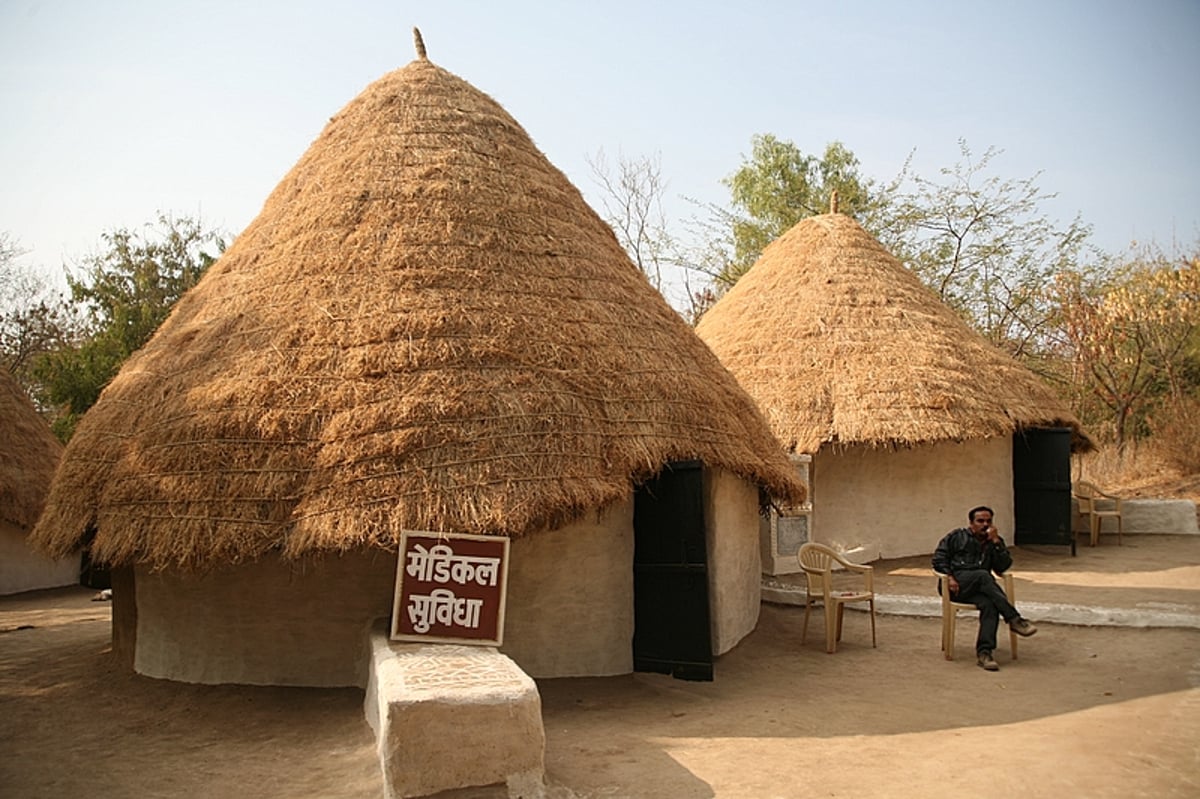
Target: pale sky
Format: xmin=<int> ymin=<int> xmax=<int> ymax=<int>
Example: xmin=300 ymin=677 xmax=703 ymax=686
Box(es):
xmin=2 ymin=0 xmax=1197 ymax=298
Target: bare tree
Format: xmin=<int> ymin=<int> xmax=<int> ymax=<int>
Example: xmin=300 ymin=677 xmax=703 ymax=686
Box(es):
xmin=587 ymin=149 xmax=673 ymax=291
xmin=0 ymin=234 xmax=79 ymax=391
xmin=880 ymin=140 xmax=1095 ymax=357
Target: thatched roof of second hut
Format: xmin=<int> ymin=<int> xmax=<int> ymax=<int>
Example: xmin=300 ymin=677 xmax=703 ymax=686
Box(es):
xmin=1 ymin=372 xmax=63 ymax=530
xmin=30 ymin=48 xmax=803 ymax=571
xmin=695 ymin=213 xmax=1092 ymax=454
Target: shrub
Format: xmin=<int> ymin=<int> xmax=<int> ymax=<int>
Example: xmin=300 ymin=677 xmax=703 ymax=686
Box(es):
xmin=1148 ymin=395 xmax=1200 ymax=475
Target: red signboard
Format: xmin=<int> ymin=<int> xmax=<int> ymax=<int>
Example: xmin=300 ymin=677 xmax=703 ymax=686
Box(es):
xmin=390 ymin=531 xmax=510 ymax=646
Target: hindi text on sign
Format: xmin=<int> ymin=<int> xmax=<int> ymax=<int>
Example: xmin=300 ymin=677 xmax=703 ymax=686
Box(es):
xmin=405 ymin=543 xmax=502 ymax=587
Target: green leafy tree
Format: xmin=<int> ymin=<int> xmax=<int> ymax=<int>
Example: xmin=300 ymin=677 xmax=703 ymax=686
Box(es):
xmin=33 ymin=213 xmax=225 ymax=439
xmin=719 ymin=136 xmax=878 ymax=285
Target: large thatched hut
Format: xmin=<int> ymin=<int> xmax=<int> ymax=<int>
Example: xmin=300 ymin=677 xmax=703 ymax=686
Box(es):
xmin=30 ymin=39 xmax=803 ymax=687
xmin=695 ymin=212 xmax=1091 ymax=565
xmin=1 ymin=372 xmax=77 ymax=594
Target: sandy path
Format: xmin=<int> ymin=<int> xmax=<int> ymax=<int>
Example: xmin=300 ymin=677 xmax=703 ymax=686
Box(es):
xmin=2 ymin=590 xmax=1197 ymax=798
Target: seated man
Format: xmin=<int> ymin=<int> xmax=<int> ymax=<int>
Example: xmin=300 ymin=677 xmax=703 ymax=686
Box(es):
xmin=933 ymin=506 xmax=1038 ymax=671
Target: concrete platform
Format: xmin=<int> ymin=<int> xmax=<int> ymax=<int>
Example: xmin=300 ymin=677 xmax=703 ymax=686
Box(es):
xmin=365 ymin=625 xmax=545 ymax=799
xmin=1097 ymin=498 xmax=1199 ymax=535
xmin=764 ymin=533 xmax=1200 ymax=630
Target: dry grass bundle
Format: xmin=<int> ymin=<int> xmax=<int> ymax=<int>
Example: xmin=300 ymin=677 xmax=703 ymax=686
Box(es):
xmin=0 ymin=371 xmax=63 ymax=530
xmin=696 ymin=213 xmax=1093 ymax=455
xmin=30 ymin=48 xmax=803 ymax=570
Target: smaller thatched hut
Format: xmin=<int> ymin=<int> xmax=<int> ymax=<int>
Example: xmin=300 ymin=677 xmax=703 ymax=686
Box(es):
xmin=0 ymin=372 xmax=77 ymax=594
xmin=696 ymin=213 xmax=1092 ymax=563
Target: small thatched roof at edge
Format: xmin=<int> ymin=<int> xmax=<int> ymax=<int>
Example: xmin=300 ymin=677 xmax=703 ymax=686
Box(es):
xmin=0 ymin=371 xmax=63 ymax=530
xmin=30 ymin=40 xmax=803 ymax=571
xmin=695 ymin=213 xmax=1093 ymax=455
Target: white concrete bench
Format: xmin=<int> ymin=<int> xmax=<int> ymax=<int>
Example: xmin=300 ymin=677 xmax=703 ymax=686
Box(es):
xmin=365 ymin=624 xmax=545 ymax=798
xmin=1120 ymin=499 xmax=1199 ymax=534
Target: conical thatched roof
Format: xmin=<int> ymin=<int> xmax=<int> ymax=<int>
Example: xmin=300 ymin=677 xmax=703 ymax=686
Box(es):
xmin=695 ymin=213 xmax=1092 ymax=455
xmin=1 ymin=372 xmax=63 ymax=530
xmin=30 ymin=39 xmax=803 ymax=571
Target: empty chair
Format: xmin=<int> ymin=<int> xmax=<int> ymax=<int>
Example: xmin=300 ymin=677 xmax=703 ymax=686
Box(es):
xmin=797 ymin=542 xmax=877 ymax=654
xmin=1074 ymin=480 xmax=1124 ymax=546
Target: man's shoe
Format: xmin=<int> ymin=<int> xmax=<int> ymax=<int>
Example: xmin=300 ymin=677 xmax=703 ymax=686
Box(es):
xmin=977 ymin=650 xmax=1000 ymax=671
xmin=1010 ymin=618 xmax=1038 ymax=637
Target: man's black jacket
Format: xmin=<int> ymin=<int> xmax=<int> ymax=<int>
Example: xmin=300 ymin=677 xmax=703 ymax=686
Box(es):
xmin=931 ymin=527 xmax=1013 ymax=576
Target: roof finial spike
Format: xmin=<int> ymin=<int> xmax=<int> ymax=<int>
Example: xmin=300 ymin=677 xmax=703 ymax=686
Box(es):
xmin=413 ymin=27 xmax=428 ymax=60
xmin=830 ymin=189 xmax=840 ymax=214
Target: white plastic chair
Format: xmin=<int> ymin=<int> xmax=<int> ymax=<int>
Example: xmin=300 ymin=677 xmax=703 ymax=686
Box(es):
xmin=797 ymin=543 xmax=876 ymax=654
xmin=937 ymin=571 xmax=1019 ymax=661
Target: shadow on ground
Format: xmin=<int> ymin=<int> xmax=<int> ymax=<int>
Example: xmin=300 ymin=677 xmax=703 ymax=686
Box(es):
xmin=2 ymin=548 xmax=1198 ymax=799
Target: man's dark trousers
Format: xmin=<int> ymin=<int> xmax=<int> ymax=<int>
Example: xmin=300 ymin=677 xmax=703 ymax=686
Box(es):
xmin=953 ymin=569 xmax=1019 ymax=654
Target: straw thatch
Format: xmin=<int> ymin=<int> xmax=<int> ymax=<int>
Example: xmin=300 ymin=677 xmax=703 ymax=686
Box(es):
xmin=30 ymin=42 xmax=803 ymax=571
xmin=695 ymin=213 xmax=1093 ymax=455
xmin=1 ymin=372 xmax=63 ymax=530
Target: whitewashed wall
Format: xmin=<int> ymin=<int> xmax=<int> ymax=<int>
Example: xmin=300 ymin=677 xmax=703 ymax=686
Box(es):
xmin=812 ymin=436 xmax=1015 ymax=559
xmin=128 ymin=471 xmax=767 ymax=686
xmin=0 ymin=521 xmax=79 ymax=595
xmin=704 ymin=467 xmax=762 ymax=654
xmin=501 ymin=500 xmax=635 ymax=678
xmin=134 ymin=550 xmax=395 ymax=686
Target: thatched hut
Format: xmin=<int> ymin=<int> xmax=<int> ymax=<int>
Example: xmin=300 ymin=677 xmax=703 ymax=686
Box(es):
xmin=695 ymin=212 xmax=1091 ymax=565
xmin=1 ymin=372 xmax=77 ymax=594
xmin=30 ymin=39 xmax=803 ymax=687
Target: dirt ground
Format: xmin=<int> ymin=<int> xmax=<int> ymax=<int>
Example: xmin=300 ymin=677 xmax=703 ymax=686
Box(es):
xmin=2 ymin=539 xmax=1199 ymax=799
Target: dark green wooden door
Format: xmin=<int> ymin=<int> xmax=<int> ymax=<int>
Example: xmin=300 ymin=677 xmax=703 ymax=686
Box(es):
xmin=1012 ymin=428 xmax=1074 ymax=553
xmin=632 ymin=460 xmax=713 ymax=681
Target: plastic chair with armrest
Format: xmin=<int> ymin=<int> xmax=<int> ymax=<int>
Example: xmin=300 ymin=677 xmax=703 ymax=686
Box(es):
xmin=1073 ymin=480 xmax=1124 ymax=547
xmin=936 ymin=571 xmax=1019 ymax=661
xmin=798 ymin=542 xmax=877 ymax=654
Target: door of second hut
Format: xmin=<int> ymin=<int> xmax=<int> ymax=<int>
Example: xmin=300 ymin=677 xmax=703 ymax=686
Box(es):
xmin=1012 ymin=427 xmax=1074 ymax=554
